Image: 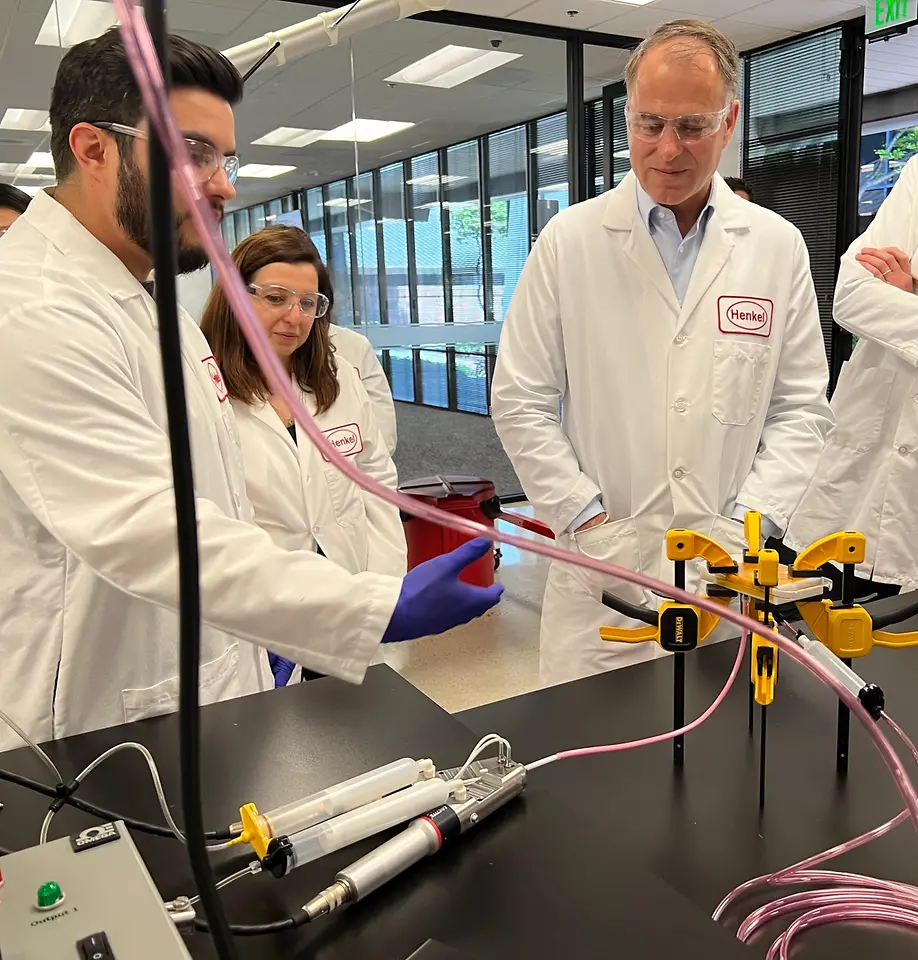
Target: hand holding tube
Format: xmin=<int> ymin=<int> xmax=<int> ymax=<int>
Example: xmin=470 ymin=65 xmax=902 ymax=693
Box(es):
xmin=382 ymin=538 xmax=504 ymax=644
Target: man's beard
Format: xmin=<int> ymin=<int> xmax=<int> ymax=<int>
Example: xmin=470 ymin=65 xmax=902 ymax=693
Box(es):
xmin=115 ymin=152 xmax=212 ymax=275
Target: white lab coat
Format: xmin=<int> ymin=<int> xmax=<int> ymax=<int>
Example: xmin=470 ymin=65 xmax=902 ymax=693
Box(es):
xmin=786 ymin=156 xmax=918 ymax=586
xmin=0 ymin=191 xmax=401 ymax=749
xmin=491 ymin=172 xmax=833 ymax=687
xmin=231 ymin=361 xmax=406 ymax=577
xmin=328 ymin=325 xmax=398 ymax=455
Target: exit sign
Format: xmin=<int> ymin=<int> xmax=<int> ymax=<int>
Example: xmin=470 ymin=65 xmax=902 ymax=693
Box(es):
xmin=867 ymin=0 xmax=918 ymax=36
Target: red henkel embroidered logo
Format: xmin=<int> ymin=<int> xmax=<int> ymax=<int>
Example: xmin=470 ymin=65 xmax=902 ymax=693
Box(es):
xmin=717 ymin=296 xmax=774 ymax=338
xmin=202 ymin=355 xmax=228 ymax=402
xmin=322 ymin=423 xmax=364 ymax=460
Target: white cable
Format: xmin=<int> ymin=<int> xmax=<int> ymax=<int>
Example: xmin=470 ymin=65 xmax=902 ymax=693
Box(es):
xmin=456 ymin=734 xmax=511 ymax=781
xmin=524 ymin=755 xmax=558 ymax=773
xmin=36 ymin=740 xmax=232 ymax=848
xmin=0 ymin=706 xmax=62 ymax=783
xmin=187 ymin=861 xmax=261 ymax=907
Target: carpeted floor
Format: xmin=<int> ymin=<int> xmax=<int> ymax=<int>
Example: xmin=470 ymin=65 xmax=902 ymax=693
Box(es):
xmin=391 ymin=402 xmax=522 ymax=498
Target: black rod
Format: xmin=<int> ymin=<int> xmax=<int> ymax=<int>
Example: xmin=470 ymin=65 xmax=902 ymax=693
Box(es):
xmin=566 ymin=38 xmax=586 ymax=206
xmin=673 ymin=560 xmax=686 ymax=766
xmin=141 ymin=3 xmax=238 ymax=957
xmin=837 ymin=657 xmax=852 ymax=775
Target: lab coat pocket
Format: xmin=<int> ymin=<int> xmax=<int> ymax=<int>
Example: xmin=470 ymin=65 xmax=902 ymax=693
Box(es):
xmin=712 ymin=341 xmax=771 ymax=427
xmin=324 ymin=467 xmax=366 ymax=528
xmin=121 ymin=644 xmax=241 ymax=725
xmin=828 ymin=363 xmax=896 ymax=453
xmin=710 ymin=514 xmax=747 ymax=563
xmin=572 ymin=515 xmax=646 ymax=604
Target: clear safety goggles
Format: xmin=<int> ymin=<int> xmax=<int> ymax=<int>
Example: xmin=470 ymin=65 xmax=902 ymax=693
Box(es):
xmin=93 ymin=121 xmax=240 ymax=185
xmin=247 ymin=283 xmax=330 ymax=319
xmin=625 ymin=105 xmax=731 ymax=143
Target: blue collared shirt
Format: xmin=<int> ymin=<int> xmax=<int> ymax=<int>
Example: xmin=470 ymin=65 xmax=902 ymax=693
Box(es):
xmin=634 ymin=179 xmax=716 ymax=303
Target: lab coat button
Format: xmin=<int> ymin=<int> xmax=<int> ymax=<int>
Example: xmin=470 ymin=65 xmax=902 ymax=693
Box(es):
xmin=673 ymin=468 xmax=685 ymax=480
xmin=312 ymin=525 xmax=320 ymax=535
xmin=675 ymin=333 xmax=686 ymax=344
xmin=673 ymin=399 xmax=687 ymax=413
xmin=899 ymin=445 xmax=910 ymax=456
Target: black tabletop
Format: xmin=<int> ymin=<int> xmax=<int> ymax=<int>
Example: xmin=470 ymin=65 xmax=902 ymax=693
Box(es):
xmin=0 ymin=667 xmax=748 ymax=960
xmin=460 ymin=638 xmax=918 ymax=959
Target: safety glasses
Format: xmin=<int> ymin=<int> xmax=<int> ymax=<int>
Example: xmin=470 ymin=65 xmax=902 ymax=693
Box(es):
xmin=93 ymin=121 xmax=240 ymax=185
xmin=247 ymin=283 xmax=330 ymax=319
xmin=625 ymin=105 xmax=731 ymax=143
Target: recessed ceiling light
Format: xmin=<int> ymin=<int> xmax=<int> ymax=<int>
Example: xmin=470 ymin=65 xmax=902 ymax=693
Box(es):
xmin=320 ymin=120 xmax=415 ymax=143
xmin=252 ymin=127 xmax=328 ymax=148
xmin=36 ymin=0 xmax=117 ymax=48
xmin=386 ymin=45 xmax=522 ymax=89
xmin=27 ymin=152 xmax=55 ymax=169
xmin=406 ymin=174 xmax=467 ymax=187
xmin=1 ymin=109 xmax=51 ymax=132
xmin=237 ymin=163 xmax=296 ymax=179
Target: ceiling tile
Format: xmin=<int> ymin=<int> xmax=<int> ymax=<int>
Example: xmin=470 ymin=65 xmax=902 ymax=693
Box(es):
xmin=723 ymin=0 xmax=861 ymax=30
xmin=712 ymin=17 xmax=798 ymax=48
xmin=448 ymin=0 xmax=533 ymax=15
xmin=590 ymin=5 xmax=686 ymax=37
xmin=512 ymin=0 xmax=641 ymax=30
xmin=655 ymin=0 xmax=766 ymax=16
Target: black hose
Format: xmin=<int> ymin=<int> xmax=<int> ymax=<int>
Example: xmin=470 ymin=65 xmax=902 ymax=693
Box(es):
xmin=0 ymin=767 xmax=234 ymax=841
xmin=193 ymin=916 xmax=309 ymax=937
xmin=865 ymin=593 xmax=918 ymax=631
xmin=601 ymin=590 xmax=657 ymax=626
xmin=140 ymin=4 xmax=237 ymax=958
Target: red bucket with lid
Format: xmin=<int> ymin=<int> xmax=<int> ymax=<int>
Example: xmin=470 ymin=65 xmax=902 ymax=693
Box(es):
xmin=398 ymin=475 xmax=498 ymax=587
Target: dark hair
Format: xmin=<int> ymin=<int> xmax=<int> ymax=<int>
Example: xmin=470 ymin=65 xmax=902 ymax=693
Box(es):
xmin=724 ymin=176 xmax=753 ymax=201
xmin=201 ymin=227 xmax=340 ymax=414
xmin=0 ymin=182 xmax=31 ymax=214
xmin=50 ymin=27 xmax=243 ymax=181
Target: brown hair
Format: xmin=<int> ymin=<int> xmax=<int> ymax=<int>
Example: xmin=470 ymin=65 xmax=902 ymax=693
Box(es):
xmin=201 ymin=226 xmax=340 ymax=414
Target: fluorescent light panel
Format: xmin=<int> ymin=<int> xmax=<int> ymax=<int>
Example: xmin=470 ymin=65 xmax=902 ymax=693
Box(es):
xmin=237 ymin=163 xmax=296 ymax=179
xmin=386 ymin=45 xmax=522 ymax=89
xmin=252 ymin=127 xmax=328 ymax=148
xmin=531 ymin=140 xmax=568 ymax=158
xmin=36 ymin=0 xmax=117 ymax=48
xmin=324 ymin=197 xmax=370 ymax=208
xmin=1 ymin=109 xmax=51 ymax=132
xmin=320 ymin=119 xmax=414 ymax=143
xmin=28 ymin=152 xmax=54 ymax=169
xmin=406 ymin=174 xmax=466 ymax=186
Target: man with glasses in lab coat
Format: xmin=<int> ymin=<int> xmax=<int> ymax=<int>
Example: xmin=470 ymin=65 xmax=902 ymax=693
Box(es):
xmin=492 ymin=19 xmax=833 ymax=686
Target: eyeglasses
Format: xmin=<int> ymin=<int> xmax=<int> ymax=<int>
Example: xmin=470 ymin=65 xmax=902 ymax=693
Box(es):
xmin=625 ymin=105 xmax=731 ymax=143
xmin=247 ymin=283 xmax=330 ymax=319
xmin=93 ymin=121 xmax=240 ymax=185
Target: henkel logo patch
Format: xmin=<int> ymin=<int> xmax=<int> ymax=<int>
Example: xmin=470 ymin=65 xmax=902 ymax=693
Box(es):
xmin=717 ymin=297 xmax=774 ymax=338
xmin=202 ymin=355 xmax=228 ymax=402
xmin=322 ymin=423 xmax=364 ymax=460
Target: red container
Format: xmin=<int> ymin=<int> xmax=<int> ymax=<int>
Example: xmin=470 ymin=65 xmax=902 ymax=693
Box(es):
xmin=399 ymin=475 xmax=497 ymax=587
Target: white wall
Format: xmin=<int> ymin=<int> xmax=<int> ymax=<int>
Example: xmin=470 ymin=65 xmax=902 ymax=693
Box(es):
xmin=176 ymin=267 xmax=214 ymax=323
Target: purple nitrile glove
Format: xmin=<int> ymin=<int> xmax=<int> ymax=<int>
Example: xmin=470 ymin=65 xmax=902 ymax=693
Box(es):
xmin=268 ymin=652 xmax=297 ymax=687
xmin=382 ymin=537 xmax=504 ymax=644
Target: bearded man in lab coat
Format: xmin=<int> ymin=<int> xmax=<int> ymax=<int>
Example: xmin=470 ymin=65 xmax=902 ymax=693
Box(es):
xmin=491 ymin=19 xmax=833 ymax=687
xmin=0 ymin=29 xmax=501 ymax=748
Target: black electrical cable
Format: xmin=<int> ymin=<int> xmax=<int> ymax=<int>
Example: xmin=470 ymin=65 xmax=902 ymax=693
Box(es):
xmin=139 ymin=3 xmax=237 ymax=958
xmin=193 ymin=915 xmax=310 ymax=937
xmin=601 ymin=590 xmax=658 ymax=626
xmin=865 ymin=593 xmax=918 ymax=631
xmin=0 ymin=767 xmax=234 ymax=840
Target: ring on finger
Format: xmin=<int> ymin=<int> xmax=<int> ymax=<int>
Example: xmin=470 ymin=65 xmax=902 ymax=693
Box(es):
xmin=882 ymin=268 xmax=892 ymax=276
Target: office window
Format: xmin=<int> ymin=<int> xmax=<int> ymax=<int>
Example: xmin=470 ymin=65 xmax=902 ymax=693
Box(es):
xmin=326 ymin=180 xmax=355 ymax=325
xmin=455 ymin=342 xmax=488 ymax=414
xmin=351 ymin=172 xmax=381 ymax=325
xmin=222 ymin=211 xmax=237 ymax=252
xmin=410 ymin=153 xmax=446 ymax=324
xmin=533 ymin=112 xmax=569 ymax=234
xmin=588 ymin=99 xmax=604 ymax=197
xmin=251 ymin=205 xmax=267 ymax=233
xmin=388 ymin=348 xmax=415 ymax=401
xmin=305 ymin=187 xmax=327 ymax=262
xmin=446 ymin=141 xmax=484 ymax=324
xmin=488 ymin=125 xmax=529 ymax=322
xmin=233 ymin=209 xmax=252 ymax=244
xmin=265 ymin=198 xmax=282 ymax=226
xmin=379 ymin=163 xmax=412 ymax=325
xmin=419 ymin=348 xmax=449 ymax=408
xmin=743 ymin=27 xmax=842 ymax=370
xmin=281 ymin=194 xmax=297 ymax=214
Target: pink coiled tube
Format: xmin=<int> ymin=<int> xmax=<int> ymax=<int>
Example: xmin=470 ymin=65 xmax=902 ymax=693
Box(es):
xmin=114 ymin=5 xmax=918 ymax=953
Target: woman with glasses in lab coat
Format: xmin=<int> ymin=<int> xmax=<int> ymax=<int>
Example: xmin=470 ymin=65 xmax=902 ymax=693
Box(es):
xmin=201 ymin=227 xmax=407 ymax=685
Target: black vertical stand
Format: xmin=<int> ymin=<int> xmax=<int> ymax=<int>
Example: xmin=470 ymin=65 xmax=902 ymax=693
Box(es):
xmin=836 ymin=563 xmax=856 ymax=776
xmin=673 ymin=560 xmax=686 ymax=767
xmin=758 ymin=587 xmax=771 ymax=811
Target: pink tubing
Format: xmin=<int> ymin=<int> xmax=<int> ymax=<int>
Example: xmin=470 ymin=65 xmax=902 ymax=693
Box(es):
xmin=526 ymin=626 xmax=748 ymax=771
xmin=114 ymin=5 xmax=918 ymax=952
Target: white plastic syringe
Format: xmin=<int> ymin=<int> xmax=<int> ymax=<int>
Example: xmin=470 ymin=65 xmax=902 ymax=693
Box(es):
xmin=262 ymin=776 xmax=454 ymax=876
xmin=233 ymin=757 xmax=435 ymax=857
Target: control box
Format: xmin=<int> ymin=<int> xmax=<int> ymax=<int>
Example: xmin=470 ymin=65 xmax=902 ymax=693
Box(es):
xmin=0 ymin=821 xmax=191 ymax=959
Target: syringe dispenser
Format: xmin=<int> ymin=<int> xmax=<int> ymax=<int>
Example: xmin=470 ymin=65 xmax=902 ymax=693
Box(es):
xmin=264 ymin=777 xmax=453 ymax=877
xmin=234 ymin=757 xmax=434 ymax=858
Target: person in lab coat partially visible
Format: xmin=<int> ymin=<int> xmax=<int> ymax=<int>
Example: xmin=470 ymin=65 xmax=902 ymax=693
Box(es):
xmin=491 ymin=18 xmax=833 ymax=687
xmin=200 ymin=227 xmax=407 ymax=685
xmin=786 ymin=156 xmax=918 ymax=595
xmin=328 ymin=324 xmax=398 ymax=455
xmin=0 ymin=183 xmax=30 ymax=237
xmin=0 ymin=29 xmax=501 ymax=748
